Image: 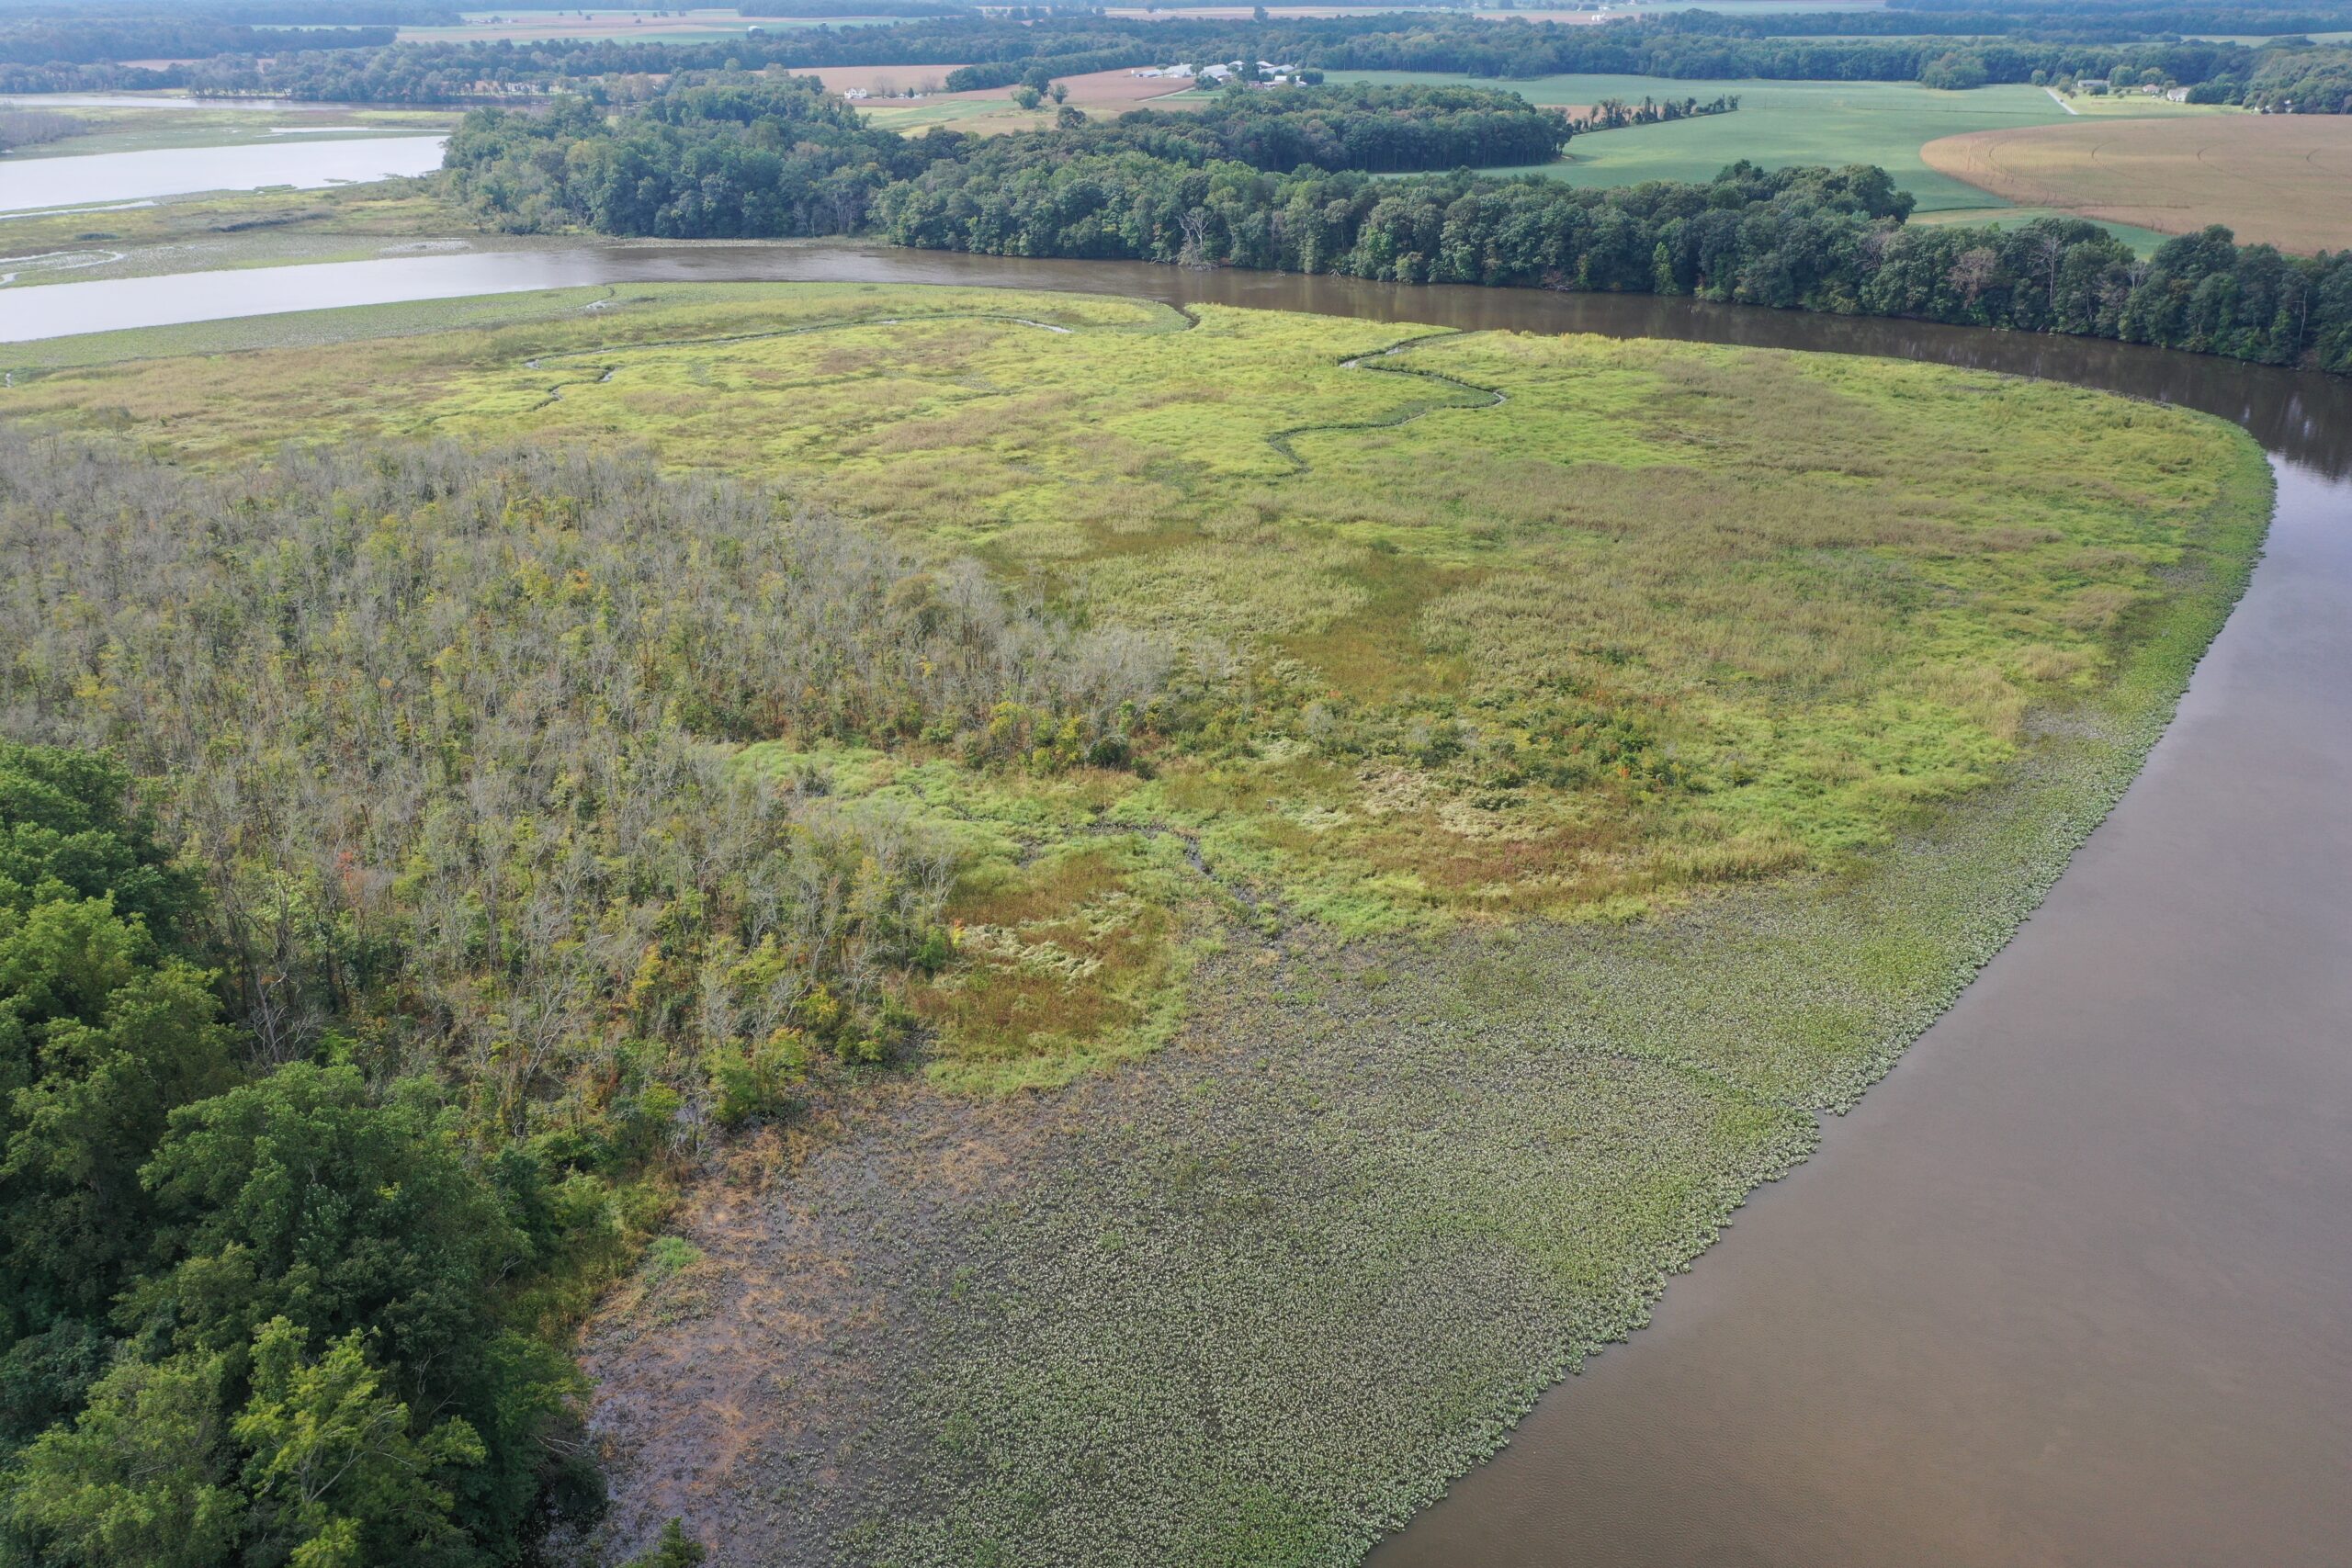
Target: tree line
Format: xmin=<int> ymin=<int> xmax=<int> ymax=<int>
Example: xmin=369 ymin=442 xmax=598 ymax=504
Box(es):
xmin=1309 ymin=21 xmax=2259 ymax=90
xmin=875 ymin=151 xmax=2352 ymax=371
xmin=1020 ymin=83 xmax=1576 ymax=174
xmin=1571 ymin=93 xmax=1739 ymax=132
xmin=1643 ymin=0 xmax=2352 ymax=41
xmin=441 ymin=79 xmax=1579 ymax=236
xmin=0 ymin=16 xmax=391 ymax=67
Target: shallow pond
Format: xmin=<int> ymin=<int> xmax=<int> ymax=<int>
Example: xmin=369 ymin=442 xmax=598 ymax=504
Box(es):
xmin=6 ymin=243 xmax=2347 ymax=1564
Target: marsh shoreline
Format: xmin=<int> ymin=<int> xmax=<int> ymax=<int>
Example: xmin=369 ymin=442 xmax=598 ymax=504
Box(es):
xmin=9 ymin=249 xmax=2347 ymax=1564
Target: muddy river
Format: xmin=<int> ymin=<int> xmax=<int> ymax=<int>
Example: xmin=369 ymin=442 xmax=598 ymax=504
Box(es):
xmin=6 ymin=244 xmax=2346 ymax=1564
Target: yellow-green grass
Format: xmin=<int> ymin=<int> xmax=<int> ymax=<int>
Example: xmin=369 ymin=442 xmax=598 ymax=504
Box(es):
xmin=4 ymin=282 xmax=2267 ymax=1089
xmin=1328 ymin=70 xmax=2232 ymax=214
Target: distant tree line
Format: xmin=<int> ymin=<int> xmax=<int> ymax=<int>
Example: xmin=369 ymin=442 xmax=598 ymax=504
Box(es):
xmin=1309 ymin=21 xmax=2259 ymax=90
xmin=18 ymin=6 xmax=2350 ymax=105
xmin=442 ymin=79 xmax=1577 ymax=235
xmin=1883 ymin=0 xmax=2352 ymax=26
xmin=0 ymin=0 xmax=458 ymax=19
xmin=11 ymin=0 xmax=2352 ymax=105
xmin=0 ymin=17 xmax=391 ymax=67
xmin=1645 ymin=1 xmax=2352 ymax=41
xmin=1016 ymin=83 xmax=1576 ymax=173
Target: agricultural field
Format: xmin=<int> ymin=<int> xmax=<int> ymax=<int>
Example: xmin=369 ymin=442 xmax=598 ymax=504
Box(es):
xmin=843 ymin=65 xmax=1204 ymax=132
xmin=1329 ymin=69 xmax=2227 ymax=219
xmin=2 ymin=280 xmax=2270 ymax=1562
xmin=1922 ymin=112 xmax=2352 ymax=253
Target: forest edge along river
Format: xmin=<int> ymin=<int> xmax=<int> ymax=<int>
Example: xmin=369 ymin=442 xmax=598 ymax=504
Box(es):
xmin=6 ymin=245 xmax=2347 ymax=1565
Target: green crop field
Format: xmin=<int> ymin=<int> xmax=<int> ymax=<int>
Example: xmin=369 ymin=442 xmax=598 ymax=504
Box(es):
xmin=1329 ymin=69 xmax=2226 ymax=229
xmin=2 ymin=282 xmax=2269 ymax=1563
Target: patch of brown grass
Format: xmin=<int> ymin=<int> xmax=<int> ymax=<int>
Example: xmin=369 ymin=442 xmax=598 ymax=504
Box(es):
xmin=1920 ymin=114 xmax=2352 ymax=253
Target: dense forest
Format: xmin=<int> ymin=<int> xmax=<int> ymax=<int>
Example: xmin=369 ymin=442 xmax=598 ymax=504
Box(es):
xmin=441 ymin=80 xmax=1577 ymax=235
xmin=1092 ymin=83 xmax=1576 ymax=172
xmin=445 ymin=78 xmax=943 ymax=237
xmin=0 ymin=431 xmax=1190 ymax=1567
xmin=2242 ymin=42 xmax=2352 ymax=108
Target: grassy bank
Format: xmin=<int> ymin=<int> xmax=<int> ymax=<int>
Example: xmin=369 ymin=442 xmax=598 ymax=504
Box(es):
xmin=0 ymin=282 xmax=2272 ymax=1563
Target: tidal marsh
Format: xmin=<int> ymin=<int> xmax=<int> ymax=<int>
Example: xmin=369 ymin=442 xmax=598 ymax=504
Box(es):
xmin=0 ymin=282 xmax=2270 ymax=1564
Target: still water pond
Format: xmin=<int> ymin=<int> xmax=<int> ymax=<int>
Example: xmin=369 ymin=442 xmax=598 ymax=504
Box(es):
xmin=5 ymin=243 xmax=2347 ymax=1565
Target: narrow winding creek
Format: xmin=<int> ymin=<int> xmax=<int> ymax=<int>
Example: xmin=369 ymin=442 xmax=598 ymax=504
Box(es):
xmin=6 ymin=245 xmax=2347 ymax=1563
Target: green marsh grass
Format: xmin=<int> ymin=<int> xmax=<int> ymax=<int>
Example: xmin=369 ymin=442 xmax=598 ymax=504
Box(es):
xmin=5 ymin=282 xmax=2266 ymax=1089
xmin=2 ymin=282 xmax=2273 ymax=1563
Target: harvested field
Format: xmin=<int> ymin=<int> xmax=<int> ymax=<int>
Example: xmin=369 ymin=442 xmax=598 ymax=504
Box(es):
xmin=1921 ymin=113 xmax=2352 ymax=253
xmin=793 ymin=62 xmax=969 ymax=96
xmin=853 ymin=66 xmax=1204 ymax=133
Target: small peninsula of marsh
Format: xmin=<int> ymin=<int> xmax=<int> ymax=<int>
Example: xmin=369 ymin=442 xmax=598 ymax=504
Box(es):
xmin=0 ymin=283 xmax=2270 ymax=1564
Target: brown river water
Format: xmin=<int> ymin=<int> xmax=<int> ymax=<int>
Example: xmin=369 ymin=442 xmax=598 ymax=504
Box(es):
xmin=6 ymin=245 xmax=2348 ymax=1564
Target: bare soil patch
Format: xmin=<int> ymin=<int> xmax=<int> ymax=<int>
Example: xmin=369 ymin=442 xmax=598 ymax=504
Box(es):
xmin=793 ymin=62 xmax=968 ymax=95
xmin=1921 ymin=114 xmax=2352 ymax=253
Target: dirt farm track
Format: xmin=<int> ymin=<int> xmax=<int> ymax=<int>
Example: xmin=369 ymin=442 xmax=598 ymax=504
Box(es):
xmin=1922 ymin=114 xmax=2352 ymax=253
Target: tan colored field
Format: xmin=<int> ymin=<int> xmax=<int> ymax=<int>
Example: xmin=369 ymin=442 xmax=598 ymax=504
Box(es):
xmin=1922 ymin=113 xmax=2352 ymax=253
xmin=853 ymin=66 xmax=1202 ymax=133
xmin=795 ymin=62 xmax=969 ymax=96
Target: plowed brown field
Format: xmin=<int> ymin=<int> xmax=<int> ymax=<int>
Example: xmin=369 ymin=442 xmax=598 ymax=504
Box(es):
xmin=1921 ymin=113 xmax=2352 ymax=253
